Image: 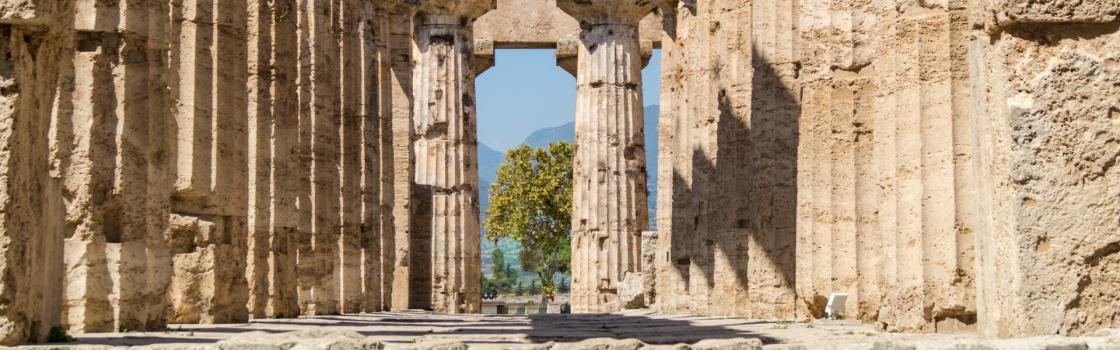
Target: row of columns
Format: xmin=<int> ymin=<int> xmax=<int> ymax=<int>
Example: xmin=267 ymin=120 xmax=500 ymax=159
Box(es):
xmin=0 ymin=0 xmax=406 ymax=344
xmin=0 ymin=1 xmax=661 ymax=343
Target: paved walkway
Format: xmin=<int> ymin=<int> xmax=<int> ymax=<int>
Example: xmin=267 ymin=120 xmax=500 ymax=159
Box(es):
xmin=12 ymin=311 xmax=1120 ymax=349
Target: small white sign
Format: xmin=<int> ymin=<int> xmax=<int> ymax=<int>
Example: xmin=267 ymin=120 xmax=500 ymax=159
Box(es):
xmin=825 ymin=293 xmax=848 ymax=319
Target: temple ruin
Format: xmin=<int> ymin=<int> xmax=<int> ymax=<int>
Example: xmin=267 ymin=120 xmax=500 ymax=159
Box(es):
xmin=0 ymin=0 xmax=1117 ymax=346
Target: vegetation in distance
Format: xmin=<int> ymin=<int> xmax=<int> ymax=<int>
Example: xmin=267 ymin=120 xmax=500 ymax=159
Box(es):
xmin=483 ymin=142 xmax=573 ymax=299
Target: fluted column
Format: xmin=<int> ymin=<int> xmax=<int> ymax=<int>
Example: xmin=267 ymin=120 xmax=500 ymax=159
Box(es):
xmin=556 ymin=0 xmax=657 ymax=313
xmin=410 ymin=1 xmax=491 ymax=314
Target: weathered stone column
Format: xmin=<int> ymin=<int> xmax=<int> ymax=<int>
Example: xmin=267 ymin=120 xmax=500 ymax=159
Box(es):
xmin=409 ymin=1 xmax=491 ymax=314
xmin=0 ymin=2 xmax=69 ymax=344
xmin=385 ymin=2 xmax=413 ymax=312
xmin=556 ymin=0 xmax=656 ymax=313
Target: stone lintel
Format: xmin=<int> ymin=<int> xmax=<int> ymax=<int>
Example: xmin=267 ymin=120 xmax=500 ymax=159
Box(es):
xmin=474 ymin=0 xmax=663 ymax=49
xmin=409 ymin=0 xmax=494 ymax=23
xmin=555 ymin=0 xmax=660 ymax=25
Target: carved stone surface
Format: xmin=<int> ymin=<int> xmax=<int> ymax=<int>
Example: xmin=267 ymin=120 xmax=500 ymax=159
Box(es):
xmin=474 ymin=0 xmax=664 ymax=49
xmin=408 ymin=0 xmax=491 ymax=314
xmin=0 ymin=0 xmax=396 ymax=345
xmin=970 ymin=18 xmax=1120 ymax=338
xmin=556 ymin=0 xmax=656 ymax=313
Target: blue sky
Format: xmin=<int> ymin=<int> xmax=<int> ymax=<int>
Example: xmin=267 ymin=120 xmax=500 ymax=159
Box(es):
xmin=477 ymin=49 xmax=662 ymax=151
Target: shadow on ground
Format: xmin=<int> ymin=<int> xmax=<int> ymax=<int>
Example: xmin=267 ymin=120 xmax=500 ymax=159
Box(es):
xmin=57 ymin=312 xmax=782 ymax=347
xmin=524 ymin=313 xmax=779 ymax=345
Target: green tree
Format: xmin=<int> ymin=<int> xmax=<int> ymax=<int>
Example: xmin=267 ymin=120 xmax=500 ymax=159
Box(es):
xmin=528 ymin=279 xmax=542 ymax=295
xmin=485 ymin=245 xmax=519 ymax=295
xmin=491 ymin=246 xmax=508 ymax=277
xmin=504 ymin=262 xmax=519 ymax=284
xmin=484 ymin=142 xmax=573 ymax=299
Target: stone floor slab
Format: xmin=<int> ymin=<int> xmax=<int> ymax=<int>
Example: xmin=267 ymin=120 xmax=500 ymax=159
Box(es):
xmin=10 ymin=312 xmax=1120 ymax=350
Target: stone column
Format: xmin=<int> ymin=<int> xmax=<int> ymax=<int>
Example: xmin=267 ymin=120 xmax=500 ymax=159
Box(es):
xmin=556 ymin=0 xmax=657 ymax=313
xmin=0 ymin=2 xmax=69 ymax=344
xmin=409 ymin=0 xmax=491 ymax=314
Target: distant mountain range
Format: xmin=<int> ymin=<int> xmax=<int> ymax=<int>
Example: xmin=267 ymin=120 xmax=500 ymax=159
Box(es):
xmin=480 ymin=105 xmax=660 ymax=278
xmin=478 ymin=143 xmax=503 ymax=215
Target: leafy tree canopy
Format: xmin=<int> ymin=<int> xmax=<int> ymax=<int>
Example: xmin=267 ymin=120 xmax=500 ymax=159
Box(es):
xmin=484 ymin=142 xmax=573 ymax=298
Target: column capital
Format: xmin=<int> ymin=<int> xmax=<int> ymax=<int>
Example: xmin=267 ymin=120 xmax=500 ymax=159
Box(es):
xmin=410 ymin=0 xmax=495 ymax=24
xmin=555 ymin=0 xmax=660 ymax=25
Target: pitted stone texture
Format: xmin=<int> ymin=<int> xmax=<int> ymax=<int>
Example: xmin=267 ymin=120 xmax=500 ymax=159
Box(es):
xmin=408 ymin=1 xmax=489 ymax=313
xmin=794 ymin=1 xmax=978 ymax=333
xmin=689 ymin=339 xmax=762 ymax=350
xmin=0 ymin=0 xmax=38 ymax=21
xmin=655 ymin=0 xmax=798 ymax=320
xmin=0 ymin=1 xmax=69 ymax=344
xmin=387 ymin=7 xmax=415 ymax=312
xmin=640 ymin=232 xmax=656 ymax=306
xmin=618 ymin=272 xmax=645 ymax=309
xmin=986 ymin=0 xmax=1120 ymax=27
xmin=58 ymin=0 xmax=175 ymax=335
xmin=970 ymin=22 xmax=1120 ymax=338
xmin=567 ymin=20 xmax=649 ymax=314
xmin=473 ymin=0 xmax=664 ymax=48
xmin=217 ymin=330 xmax=384 ymax=350
xmin=554 ymin=0 xmax=661 ymax=24
xmin=410 ymin=0 xmax=494 ymax=22
xmin=166 ymin=214 xmax=249 ymax=324
xmin=552 ymin=338 xmax=645 ymax=350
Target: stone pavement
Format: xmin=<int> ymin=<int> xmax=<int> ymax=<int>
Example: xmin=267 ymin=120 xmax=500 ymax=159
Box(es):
xmin=10 ymin=311 xmax=1120 ymax=349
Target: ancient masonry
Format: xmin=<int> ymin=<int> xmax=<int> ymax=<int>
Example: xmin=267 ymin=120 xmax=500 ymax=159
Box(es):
xmin=558 ymin=0 xmax=653 ymax=313
xmin=408 ymin=0 xmax=488 ymax=314
xmin=0 ymin=0 xmax=1116 ymax=346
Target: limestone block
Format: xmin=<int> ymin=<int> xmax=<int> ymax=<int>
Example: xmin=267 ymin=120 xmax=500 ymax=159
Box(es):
xmin=555 ymin=0 xmax=659 ymax=24
xmin=404 ymin=340 xmax=470 ymax=350
xmin=552 ymin=338 xmax=645 ymax=350
xmin=0 ymin=18 xmax=67 ymax=345
xmin=410 ymin=0 xmax=492 ymax=20
xmin=690 ymin=339 xmax=764 ymax=350
xmin=987 ymin=0 xmax=1120 ymax=26
xmin=970 ymin=23 xmax=1120 ymax=337
xmin=0 ymin=0 xmax=37 ymax=22
xmin=618 ymin=272 xmax=645 ymax=309
xmin=167 ymin=214 xmax=250 ymax=324
xmin=640 ymin=231 xmax=656 ymax=305
xmin=216 ymin=330 xmax=383 ymax=350
xmin=474 ymin=0 xmax=664 ymax=48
